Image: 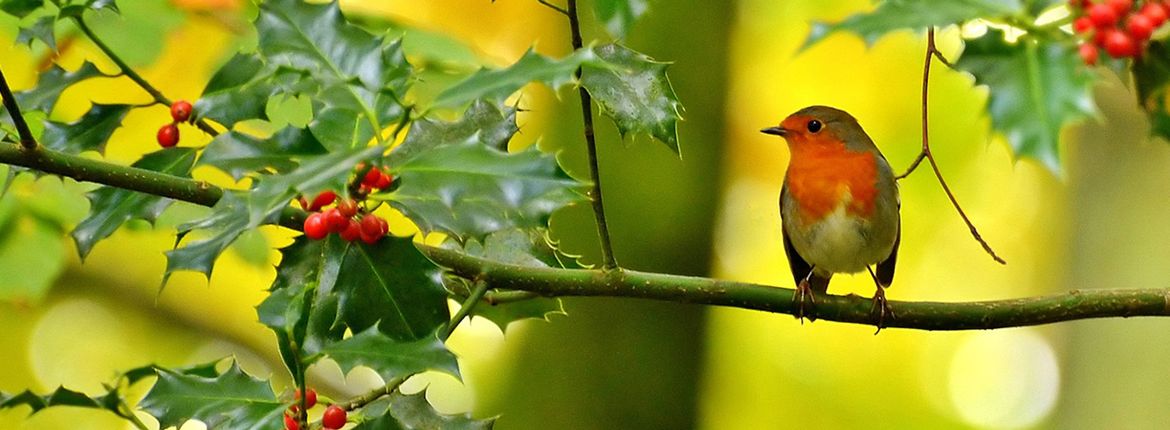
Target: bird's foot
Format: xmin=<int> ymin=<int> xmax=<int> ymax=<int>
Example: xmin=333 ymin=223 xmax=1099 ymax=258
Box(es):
xmin=794 ymin=279 xmax=817 ymax=324
xmin=870 ymin=285 xmax=894 ymax=334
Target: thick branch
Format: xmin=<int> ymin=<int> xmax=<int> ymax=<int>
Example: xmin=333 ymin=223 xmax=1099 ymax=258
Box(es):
xmin=566 ymin=0 xmax=618 ymax=270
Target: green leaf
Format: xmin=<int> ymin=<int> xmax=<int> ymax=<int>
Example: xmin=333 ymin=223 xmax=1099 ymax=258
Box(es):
xmin=199 ymin=128 xmax=328 ymax=181
xmin=334 ymin=236 xmax=450 ymax=340
xmin=804 ymin=0 xmax=1021 ymax=48
xmin=3 ymin=62 xmax=104 ymax=118
xmin=245 ymin=144 xmax=382 ymax=226
xmin=73 ymin=148 xmax=198 ymax=258
xmin=15 ymin=15 xmax=56 ymax=50
xmin=432 ymin=47 xmax=599 ymax=109
xmin=0 ymin=387 xmax=113 ymax=416
xmin=139 ymin=361 xmax=286 ymax=430
xmin=196 ymin=53 xmax=277 ymax=128
xmin=164 ymin=192 xmax=253 ymax=279
xmin=308 ymin=81 xmax=406 ymax=151
xmin=1134 ymin=41 xmax=1170 ymax=140
xmin=446 ymin=228 xmax=569 ymax=330
xmin=257 ymin=236 xmax=346 ymax=362
xmin=955 ymin=30 xmax=1095 ymax=172
xmin=391 ymin=99 xmax=517 ymax=165
xmin=356 ymin=391 xmax=495 ymax=430
xmin=581 ymin=43 xmax=683 ymax=154
xmin=387 ymin=133 xmax=587 ymax=241
xmin=322 ymin=327 xmax=459 ymax=382
xmin=0 ymin=0 xmax=43 ymax=18
xmin=594 ymin=0 xmax=647 ymax=38
xmin=40 ymin=103 xmax=131 ymax=155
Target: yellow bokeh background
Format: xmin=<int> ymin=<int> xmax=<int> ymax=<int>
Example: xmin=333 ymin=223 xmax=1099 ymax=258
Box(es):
xmin=3 ymin=0 xmax=1170 ymax=429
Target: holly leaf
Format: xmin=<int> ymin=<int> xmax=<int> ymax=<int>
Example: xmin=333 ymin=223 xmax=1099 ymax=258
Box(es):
xmin=1134 ymin=41 xmax=1170 ymax=140
xmin=199 ymin=128 xmax=328 ymax=181
xmin=164 ymin=192 xmax=254 ymax=279
xmin=594 ymin=0 xmax=648 ymax=38
xmin=581 ymin=43 xmax=682 ymax=154
xmin=0 ymin=0 xmax=43 ymax=18
xmin=0 ymin=62 xmax=104 ymax=122
xmin=432 ymin=47 xmax=600 ymax=109
xmin=0 ymin=386 xmax=116 ymax=416
xmin=956 ymin=30 xmax=1095 ymax=172
xmin=72 ymin=148 xmax=197 ymax=259
xmin=322 ymin=327 xmax=459 ymax=382
xmin=333 ymin=236 xmax=449 ymax=340
xmin=196 ymin=52 xmax=277 ymax=128
xmin=308 ymin=80 xmax=406 ymax=151
xmin=257 ymin=236 xmax=346 ymax=362
xmin=804 ymin=0 xmax=1021 ymax=48
xmin=15 ymin=15 xmax=56 ymax=50
xmin=355 ymin=391 xmax=495 ymax=430
xmin=387 ymin=134 xmax=587 ymax=241
xmin=139 ymin=361 xmax=286 ymax=430
xmin=40 ymin=103 xmax=131 ymax=155
xmin=445 ymin=228 xmax=569 ymax=331
xmin=391 ymin=99 xmax=517 ymax=165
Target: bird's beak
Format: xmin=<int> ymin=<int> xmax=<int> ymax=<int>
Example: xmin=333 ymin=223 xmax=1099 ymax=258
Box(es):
xmin=760 ymin=126 xmax=786 ymax=137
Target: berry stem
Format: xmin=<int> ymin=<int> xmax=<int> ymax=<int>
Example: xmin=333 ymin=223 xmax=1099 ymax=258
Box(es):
xmin=70 ymin=16 xmax=220 ymax=137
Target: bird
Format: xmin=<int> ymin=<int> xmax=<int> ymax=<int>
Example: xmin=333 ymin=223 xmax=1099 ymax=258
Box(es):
xmin=760 ymin=106 xmax=901 ymax=329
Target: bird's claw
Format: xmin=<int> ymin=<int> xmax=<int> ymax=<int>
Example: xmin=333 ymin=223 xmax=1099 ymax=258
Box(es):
xmin=870 ymin=285 xmax=895 ymax=334
xmin=794 ymin=279 xmax=817 ymax=324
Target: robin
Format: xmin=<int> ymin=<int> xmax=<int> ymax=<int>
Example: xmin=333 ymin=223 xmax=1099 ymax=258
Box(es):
xmin=760 ymin=106 xmax=901 ymax=328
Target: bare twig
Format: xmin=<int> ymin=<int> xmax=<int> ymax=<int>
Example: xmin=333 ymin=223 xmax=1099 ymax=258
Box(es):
xmin=898 ymin=27 xmax=1006 ymax=265
xmin=440 ymin=279 xmax=490 ymax=340
xmin=0 ymin=67 xmax=38 ymax=149
xmin=537 ymin=0 xmax=570 ymax=16
xmin=566 ymin=0 xmax=619 ymax=270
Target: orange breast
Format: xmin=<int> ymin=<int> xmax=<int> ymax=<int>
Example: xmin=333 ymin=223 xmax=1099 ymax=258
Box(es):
xmin=785 ymin=140 xmax=879 ymax=223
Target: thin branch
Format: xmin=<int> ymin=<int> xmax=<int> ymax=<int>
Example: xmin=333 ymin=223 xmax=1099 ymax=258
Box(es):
xmin=897 ymin=27 xmax=1006 ymax=265
xmin=2 ymin=141 xmax=1169 ymax=331
xmin=0 ymin=67 xmax=38 ymax=149
xmin=70 ymin=16 xmax=220 ymax=137
xmin=566 ymin=0 xmax=618 ymax=270
xmin=341 ymin=375 xmax=409 ymax=411
xmin=441 ymin=279 xmax=490 ymax=340
xmin=537 ymin=0 xmax=570 ymax=17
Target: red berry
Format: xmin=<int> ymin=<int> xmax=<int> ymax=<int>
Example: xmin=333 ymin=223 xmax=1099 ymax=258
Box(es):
xmin=1088 ymin=3 xmax=1120 ymax=27
xmin=308 ymin=191 xmax=337 ymax=211
xmin=1128 ymin=13 xmax=1155 ymax=40
xmin=359 ymin=214 xmax=386 ymax=244
xmin=1102 ymin=28 xmax=1138 ymax=57
xmin=297 ymin=196 xmax=309 ymax=210
xmin=322 ymin=405 xmax=347 ymax=429
xmin=373 ymin=170 xmax=393 ymax=189
xmin=362 ymin=167 xmax=383 ymax=188
xmin=1107 ymin=0 xmax=1133 ymax=14
xmin=1141 ymin=2 xmax=1168 ymax=26
xmin=303 ymin=212 xmax=329 ymax=239
xmin=284 ymin=413 xmax=300 ymax=430
xmin=1073 ymin=16 xmax=1094 ymax=33
xmin=1079 ymin=42 xmax=1099 ymax=65
xmin=157 ymin=123 xmax=179 ymax=148
xmin=323 ymin=208 xmax=348 ymax=233
xmin=337 ymin=199 xmax=359 ymax=218
xmin=170 ymin=100 xmax=193 ymax=123
xmin=294 ymin=388 xmax=317 ymax=409
xmin=340 ymin=219 xmax=361 ymax=242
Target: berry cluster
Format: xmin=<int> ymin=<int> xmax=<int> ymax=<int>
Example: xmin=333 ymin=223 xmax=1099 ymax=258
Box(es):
xmin=282 ymin=388 xmax=348 ymax=430
xmin=1072 ymin=0 xmax=1169 ymax=64
xmin=300 ymin=164 xmax=396 ymax=243
xmin=156 ymin=100 xmax=193 ymax=148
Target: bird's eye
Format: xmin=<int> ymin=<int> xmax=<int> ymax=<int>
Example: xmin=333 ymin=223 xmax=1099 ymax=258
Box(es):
xmin=807 ymin=120 xmax=822 ymax=133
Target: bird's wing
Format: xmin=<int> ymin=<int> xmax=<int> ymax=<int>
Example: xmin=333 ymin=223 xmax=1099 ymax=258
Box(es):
xmin=876 ymin=217 xmax=900 ymax=287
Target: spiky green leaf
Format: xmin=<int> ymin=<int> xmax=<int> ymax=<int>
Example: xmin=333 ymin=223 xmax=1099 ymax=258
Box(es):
xmin=355 ymin=391 xmax=495 ymax=430
xmin=72 ymin=148 xmax=197 ymax=258
xmin=804 ymin=0 xmax=1022 ymax=48
xmin=333 ymin=236 xmax=449 ymax=340
xmin=199 ymin=128 xmax=328 ymax=181
xmin=15 ymin=15 xmax=56 ymax=50
xmin=196 ymin=52 xmax=276 ymax=128
xmin=322 ymin=327 xmax=459 ymax=382
xmin=40 ymin=103 xmax=131 ymax=155
xmin=139 ymin=361 xmax=285 ymax=430
xmin=432 ymin=48 xmax=599 ymax=109
xmin=581 ymin=43 xmax=682 ymax=154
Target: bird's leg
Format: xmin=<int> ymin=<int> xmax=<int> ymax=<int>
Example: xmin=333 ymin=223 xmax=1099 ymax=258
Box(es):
xmin=866 ymin=266 xmax=894 ymax=334
xmin=794 ymin=268 xmax=818 ymax=324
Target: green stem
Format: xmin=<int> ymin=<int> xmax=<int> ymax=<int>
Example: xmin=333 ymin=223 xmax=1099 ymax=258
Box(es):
xmin=0 ymin=67 xmax=36 ymax=149
xmin=4 ymin=143 xmax=1170 ymax=331
xmin=71 ymin=16 xmax=220 ymax=137
xmin=566 ymin=0 xmax=618 ymax=271
xmin=440 ymin=279 xmax=490 ymax=340
xmin=341 ymin=375 xmax=409 ymax=411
